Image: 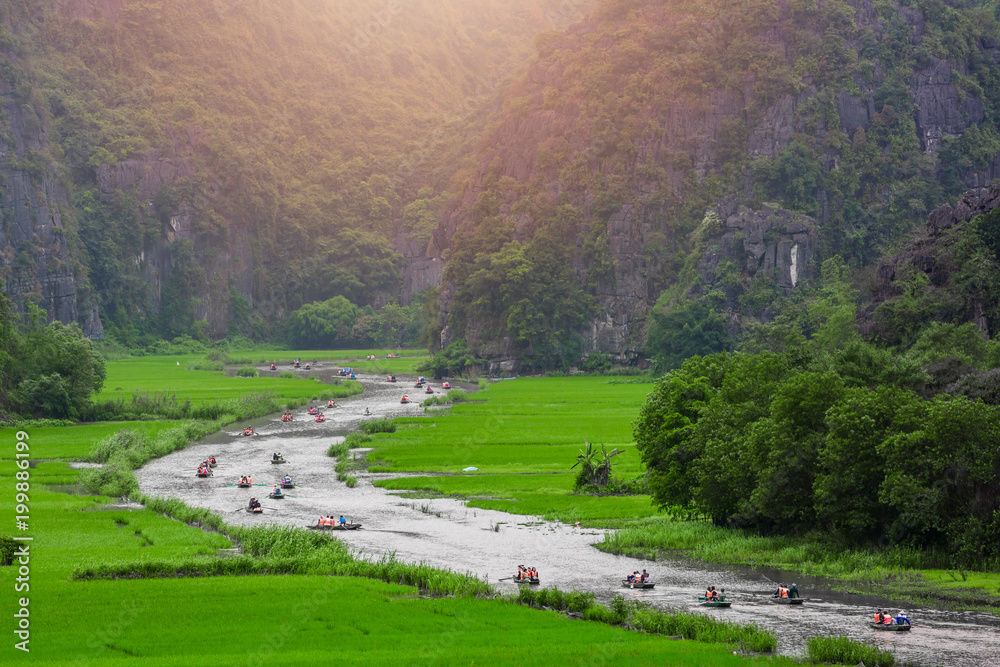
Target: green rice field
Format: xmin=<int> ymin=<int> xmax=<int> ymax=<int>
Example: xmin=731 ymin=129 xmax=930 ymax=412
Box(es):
xmin=0 ymin=457 xmax=787 ymax=667
xmin=373 ymin=377 xmax=657 ymax=525
xmin=98 ymin=355 xmax=362 ymax=403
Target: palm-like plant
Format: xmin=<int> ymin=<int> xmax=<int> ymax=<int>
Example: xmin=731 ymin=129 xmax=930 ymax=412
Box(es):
xmin=571 ymin=440 xmax=622 ymax=488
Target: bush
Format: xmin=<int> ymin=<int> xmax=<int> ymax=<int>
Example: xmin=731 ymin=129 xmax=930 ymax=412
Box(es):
xmin=345 ymin=476 xmax=357 ymax=488
xmin=235 ymin=366 xmax=259 ymax=378
xmin=187 ymin=360 xmax=224 ymax=371
xmin=359 ymin=418 xmax=396 ymax=434
xmin=806 ymin=636 xmax=894 ymax=666
xmin=279 ymin=370 xmax=296 ymax=379
xmin=581 ymin=351 xmax=612 ymax=373
xmin=417 ymin=340 xmax=482 ymax=378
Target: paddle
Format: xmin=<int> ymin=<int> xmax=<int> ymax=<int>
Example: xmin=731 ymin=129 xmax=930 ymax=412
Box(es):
xmin=498 ymin=577 xmax=514 ymax=581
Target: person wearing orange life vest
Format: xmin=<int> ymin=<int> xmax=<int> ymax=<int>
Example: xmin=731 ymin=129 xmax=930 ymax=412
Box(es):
xmin=780 ymin=586 xmax=789 ymax=598
xmin=874 ymin=608 xmax=885 ymax=624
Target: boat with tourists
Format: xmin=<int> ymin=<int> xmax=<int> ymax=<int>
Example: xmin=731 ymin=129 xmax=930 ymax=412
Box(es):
xmin=310 ymin=516 xmax=361 ymax=530
xmin=771 ymin=597 xmax=804 ymax=605
xmin=871 ymin=622 xmax=911 ymax=631
xmin=270 ymin=452 xmax=286 ymax=464
xmin=247 ymin=498 xmax=263 ymax=514
xmin=280 ymin=477 xmax=294 ymax=488
xmin=400 ymin=395 xmax=411 ymax=404
xmin=701 ymin=599 xmax=732 ymax=608
xmin=268 ymin=489 xmax=285 ymax=499
xmin=622 ymin=580 xmax=655 ymax=589
xmin=237 ymin=475 xmax=252 ymax=487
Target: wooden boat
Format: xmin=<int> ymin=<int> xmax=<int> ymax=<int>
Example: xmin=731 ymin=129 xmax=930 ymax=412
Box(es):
xmin=701 ymin=600 xmax=732 ymax=608
xmin=515 ymin=579 xmax=540 ymax=585
xmin=268 ymin=492 xmax=285 ymax=499
xmin=208 ymin=457 xmax=217 ymax=465
xmin=309 ymin=523 xmax=362 ymax=530
xmin=770 ymin=597 xmax=804 ymax=605
xmin=237 ymin=482 xmax=251 ymax=488
xmin=400 ymin=397 xmax=410 ymax=404
xmin=622 ymin=580 xmax=655 ymax=589
xmin=386 ymin=376 xmax=397 ymax=383
xmin=871 ymin=622 xmax=911 ymax=631
xmin=270 ymin=459 xmax=287 ymax=464
xmin=698 ymin=597 xmax=728 ymax=602
xmin=280 ymin=482 xmax=294 ymax=488
xmin=248 ymin=507 xmax=263 ymax=514
xmin=196 ymin=471 xmax=212 ymax=477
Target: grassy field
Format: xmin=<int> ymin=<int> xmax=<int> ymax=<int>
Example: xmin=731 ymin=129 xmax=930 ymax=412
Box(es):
xmin=0 ymin=457 xmax=787 ymax=666
xmin=98 ymin=355 xmax=362 ymax=403
xmin=371 ymin=377 xmax=657 ymax=525
xmin=0 ymin=422 xmax=185 ymax=460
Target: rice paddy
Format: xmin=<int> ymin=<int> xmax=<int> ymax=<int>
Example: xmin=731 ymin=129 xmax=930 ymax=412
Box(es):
xmin=371 ymin=377 xmax=655 ymax=525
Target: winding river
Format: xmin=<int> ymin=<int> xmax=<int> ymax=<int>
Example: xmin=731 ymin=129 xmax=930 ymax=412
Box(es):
xmin=136 ymin=367 xmax=1000 ymax=666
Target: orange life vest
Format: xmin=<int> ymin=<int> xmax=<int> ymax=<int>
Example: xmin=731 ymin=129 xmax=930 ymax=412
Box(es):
xmin=874 ymin=612 xmax=882 ymax=623
xmin=780 ymin=588 xmax=789 ymax=598
xmin=883 ymin=616 xmax=893 ymax=625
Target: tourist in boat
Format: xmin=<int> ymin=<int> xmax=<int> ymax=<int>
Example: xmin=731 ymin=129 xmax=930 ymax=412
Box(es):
xmin=272 ymin=486 xmax=283 ymax=497
xmin=640 ymin=570 xmax=650 ymax=583
xmin=442 ymin=382 xmax=451 ymax=389
xmin=308 ymin=407 xmax=317 ymax=415
xmin=788 ymin=583 xmax=799 ymax=599
xmin=283 ymin=476 xmax=292 ymax=485
xmin=270 ymin=364 xmax=277 ymax=370
xmin=773 ymin=583 xmax=790 ymax=598
xmin=243 ymin=426 xmax=255 ymax=436
xmin=874 ymin=608 xmax=885 ymax=624
xmin=896 ymin=610 xmax=910 ymax=625
xmin=626 ymin=571 xmax=636 ymax=583
xmin=339 ymin=515 xmax=346 ymax=526
xmin=305 ymin=364 xmax=311 ymax=370
xmin=272 ymin=452 xmax=283 ymax=461
xmin=327 ymin=400 xmax=336 ymax=408
xmin=248 ymin=498 xmax=261 ymax=511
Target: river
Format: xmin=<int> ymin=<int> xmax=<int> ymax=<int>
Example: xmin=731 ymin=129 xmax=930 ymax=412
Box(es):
xmin=136 ymin=366 xmax=1000 ymax=666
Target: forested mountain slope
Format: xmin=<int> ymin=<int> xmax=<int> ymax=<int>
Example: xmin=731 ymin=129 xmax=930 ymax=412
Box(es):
xmin=0 ymin=0 xmax=586 ymax=343
xmin=429 ymin=0 xmax=1000 ymax=368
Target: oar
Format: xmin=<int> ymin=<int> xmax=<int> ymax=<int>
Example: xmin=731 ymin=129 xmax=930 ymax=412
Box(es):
xmin=498 ymin=576 xmax=514 ymax=581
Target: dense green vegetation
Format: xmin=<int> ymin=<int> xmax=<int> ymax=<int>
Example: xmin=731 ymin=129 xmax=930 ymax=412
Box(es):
xmin=634 ymin=320 xmax=1000 ymax=570
xmin=0 ymin=295 xmax=105 ymax=419
xmin=0 ymin=0 xmax=587 ymax=348
xmin=436 ymin=0 xmax=1000 ymax=368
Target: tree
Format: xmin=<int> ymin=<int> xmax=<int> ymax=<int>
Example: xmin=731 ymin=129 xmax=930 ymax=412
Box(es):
xmin=15 ymin=316 xmax=106 ymax=419
xmin=285 ymin=297 xmax=360 ymax=348
xmin=646 ymin=299 xmax=732 ymax=373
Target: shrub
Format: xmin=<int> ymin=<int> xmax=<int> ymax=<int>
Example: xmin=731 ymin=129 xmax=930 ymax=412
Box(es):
xmin=187 ymin=360 xmax=224 ymax=371
xmin=806 ymin=636 xmax=894 ymax=666
xmin=345 ymin=476 xmax=357 ymax=488
xmin=279 ymin=370 xmax=296 ymax=379
xmin=235 ymin=366 xmax=259 ymax=378
xmin=359 ymin=418 xmax=396 ymax=434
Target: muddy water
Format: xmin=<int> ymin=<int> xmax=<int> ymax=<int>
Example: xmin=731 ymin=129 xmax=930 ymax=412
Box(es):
xmin=136 ymin=368 xmax=1000 ymax=666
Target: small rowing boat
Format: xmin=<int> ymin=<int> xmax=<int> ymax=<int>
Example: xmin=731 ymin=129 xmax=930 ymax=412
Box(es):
xmin=871 ymin=623 xmax=911 ymax=631
xmin=281 ymin=482 xmax=294 ymax=488
xmin=622 ymin=580 xmax=655 ymax=589
xmin=698 ymin=597 xmax=728 ymax=602
xmin=268 ymin=492 xmax=285 ymax=499
xmin=770 ymin=597 xmax=804 ymax=605
xmin=270 ymin=459 xmax=287 ymax=464
xmin=248 ymin=507 xmax=263 ymax=514
xmin=237 ymin=483 xmax=251 ymax=488
xmin=701 ymin=600 xmax=732 ymax=608
xmin=196 ymin=471 xmax=212 ymax=477
xmin=515 ymin=579 xmax=540 ymax=586
xmin=308 ymin=523 xmax=362 ymax=530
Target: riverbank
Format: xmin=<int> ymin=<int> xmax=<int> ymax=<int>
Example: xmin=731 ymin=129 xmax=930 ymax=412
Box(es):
xmin=367 ymin=376 xmax=1000 ymax=616
xmin=598 ymin=517 xmax=1000 ymax=613
xmin=1 ymin=353 xmax=791 ymax=667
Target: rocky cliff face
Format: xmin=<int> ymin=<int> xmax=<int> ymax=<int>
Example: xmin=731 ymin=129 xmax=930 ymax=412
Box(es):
xmin=858 ymin=183 xmax=1000 ymax=340
xmin=420 ymin=0 xmax=1000 ymax=367
xmin=0 ymin=56 xmax=102 ymax=336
